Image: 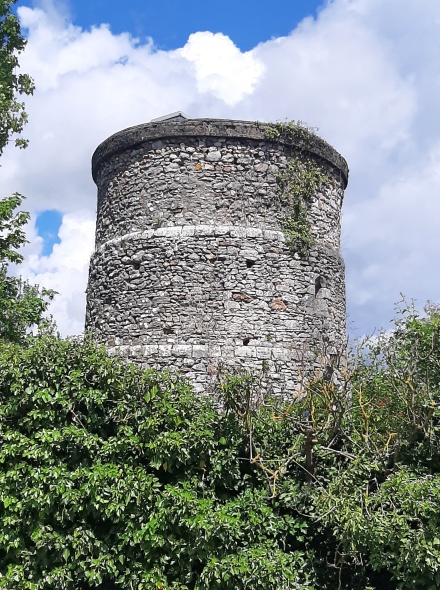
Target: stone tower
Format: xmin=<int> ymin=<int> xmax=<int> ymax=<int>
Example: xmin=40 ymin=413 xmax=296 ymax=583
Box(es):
xmin=86 ymin=115 xmax=348 ymax=394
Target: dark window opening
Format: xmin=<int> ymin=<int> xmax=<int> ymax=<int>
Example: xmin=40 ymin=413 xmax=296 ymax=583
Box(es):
xmin=323 ymin=365 xmax=334 ymax=381
xmin=315 ymin=276 xmax=326 ymax=296
xmin=133 ymin=260 xmax=141 ymax=270
xmin=243 ymin=337 xmax=251 ymax=346
xmin=246 ymin=259 xmax=255 ymax=268
xmin=163 ymin=326 xmax=174 ymax=335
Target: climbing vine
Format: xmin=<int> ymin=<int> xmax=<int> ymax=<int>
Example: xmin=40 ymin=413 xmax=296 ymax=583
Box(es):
xmin=265 ymin=121 xmax=329 ymax=257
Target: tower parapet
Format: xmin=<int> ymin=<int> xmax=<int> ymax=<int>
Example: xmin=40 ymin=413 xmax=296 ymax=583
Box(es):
xmin=86 ymin=117 xmax=349 ymax=394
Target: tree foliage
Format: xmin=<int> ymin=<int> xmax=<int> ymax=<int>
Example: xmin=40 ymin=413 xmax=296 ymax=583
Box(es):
xmin=0 ymin=302 xmax=440 ymax=589
xmin=0 ymin=0 xmax=34 ymax=154
xmin=0 ymin=193 xmax=55 ymax=343
xmin=0 ymin=1 xmax=53 ymax=343
xmin=0 ymin=336 xmax=312 ymax=589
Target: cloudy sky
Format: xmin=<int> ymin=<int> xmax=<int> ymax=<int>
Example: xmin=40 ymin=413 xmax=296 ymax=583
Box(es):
xmin=1 ymin=0 xmax=439 ymax=338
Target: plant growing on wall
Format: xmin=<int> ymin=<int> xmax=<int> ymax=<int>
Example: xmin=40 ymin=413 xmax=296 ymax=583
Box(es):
xmin=265 ymin=121 xmax=328 ymax=257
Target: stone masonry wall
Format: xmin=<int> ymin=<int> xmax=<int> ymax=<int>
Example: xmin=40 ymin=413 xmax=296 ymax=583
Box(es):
xmin=86 ymin=119 xmax=349 ymax=395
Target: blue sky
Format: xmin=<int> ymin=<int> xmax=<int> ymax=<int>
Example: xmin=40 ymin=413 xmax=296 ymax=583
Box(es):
xmin=68 ymin=0 xmax=324 ymax=51
xmin=34 ymin=209 xmax=62 ymax=256
xmin=19 ymin=0 xmax=324 ymax=51
xmin=2 ymin=0 xmax=440 ymax=336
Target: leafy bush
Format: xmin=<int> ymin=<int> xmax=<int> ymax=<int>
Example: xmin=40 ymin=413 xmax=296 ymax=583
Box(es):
xmin=0 ymin=336 xmax=313 ymax=589
xmin=218 ymin=302 xmax=440 ymax=589
xmin=1 ymin=302 xmax=440 ymax=589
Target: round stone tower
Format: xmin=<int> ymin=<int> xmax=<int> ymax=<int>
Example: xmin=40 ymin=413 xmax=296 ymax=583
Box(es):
xmin=86 ymin=115 xmax=348 ymax=395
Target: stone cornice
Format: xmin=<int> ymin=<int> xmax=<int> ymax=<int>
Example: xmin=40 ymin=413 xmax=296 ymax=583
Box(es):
xmin=91 ymin=118 xmax=349 ymax=187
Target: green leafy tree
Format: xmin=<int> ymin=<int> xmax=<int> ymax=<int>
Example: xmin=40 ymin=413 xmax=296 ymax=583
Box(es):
xmin=0 ymin=1 xmax=54 ymax=342
xmin=0 ymin=0 xmax=34 ymax=154
xmin=0 ymin=193 xmax=55 ymax=343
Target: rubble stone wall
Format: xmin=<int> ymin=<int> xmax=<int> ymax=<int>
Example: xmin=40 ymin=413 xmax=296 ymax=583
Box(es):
xmin=86 ymin=119 xmax=349 ymax=394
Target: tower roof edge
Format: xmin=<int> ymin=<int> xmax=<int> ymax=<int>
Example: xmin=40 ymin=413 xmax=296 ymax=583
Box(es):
xmin=91 ymin=118 xmax=349 ymax=187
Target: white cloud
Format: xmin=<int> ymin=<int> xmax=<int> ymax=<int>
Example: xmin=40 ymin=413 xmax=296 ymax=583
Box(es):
xmin=345 ymin=139 xmax=440 ymax=320
xmin=0 ymin=0 xmax=439 ymax=337
xmin=18 ymin=211 xmax=95 ymax=336
xmin=177 ymin=32 xmax=264 ymax=105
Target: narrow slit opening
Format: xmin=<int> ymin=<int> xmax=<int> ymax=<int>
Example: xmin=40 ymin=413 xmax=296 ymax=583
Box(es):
xmin=323 ymin=365 xmax=333 ymax=381
xmin=315 ymin=276 xmax=325 ymax=296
